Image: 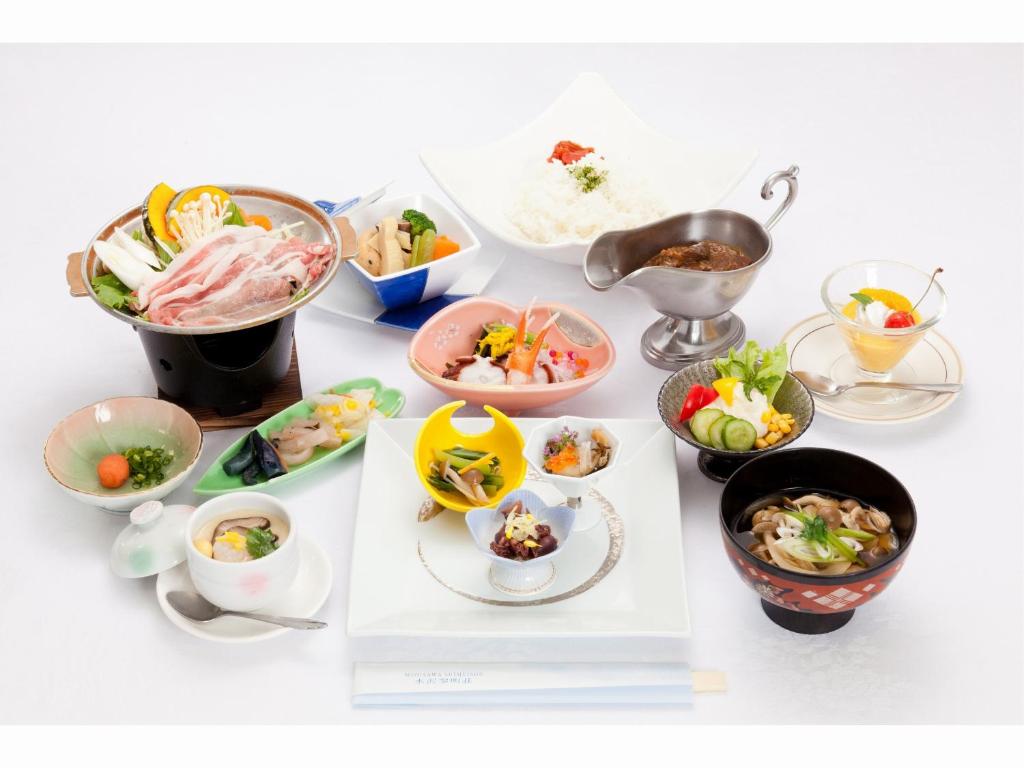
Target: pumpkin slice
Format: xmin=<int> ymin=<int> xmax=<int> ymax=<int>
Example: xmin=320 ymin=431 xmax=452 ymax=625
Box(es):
xmin=142 ymin=182 xmax=177 ymax=246
xmin=170 ymin=185 xmax=232 ymax=215
xmin=166 ymin=185 xmax=232 ymax=242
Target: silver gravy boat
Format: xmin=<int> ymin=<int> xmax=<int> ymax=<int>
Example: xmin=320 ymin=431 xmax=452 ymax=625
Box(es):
xmin=583 ymin=166 xmax=799 ymax=369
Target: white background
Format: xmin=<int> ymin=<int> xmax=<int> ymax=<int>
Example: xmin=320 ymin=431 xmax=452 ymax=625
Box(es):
xmin=0 ymin=44 xmax=1020 ymax=724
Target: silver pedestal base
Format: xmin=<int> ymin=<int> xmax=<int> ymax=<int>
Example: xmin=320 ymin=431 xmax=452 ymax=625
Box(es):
xmin=640 ymin=313 xmax=746 ymax=370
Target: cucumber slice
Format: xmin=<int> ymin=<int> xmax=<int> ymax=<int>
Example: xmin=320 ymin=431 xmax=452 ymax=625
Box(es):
xmin=708 ymin=415 xmax=733 ymax=449
xmin=723 ymin=418 xmax=757 ymax=451
xmin=689 ymin=408 xmax=723 ymax=445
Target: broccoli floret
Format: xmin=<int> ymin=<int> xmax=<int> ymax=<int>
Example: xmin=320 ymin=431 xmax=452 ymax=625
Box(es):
xmin=402 ymin=209 xmax=436 ymax=238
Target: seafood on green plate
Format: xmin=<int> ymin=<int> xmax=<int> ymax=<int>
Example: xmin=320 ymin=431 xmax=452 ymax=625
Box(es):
xmin=193 ymin=377 xmax=404 ymax=495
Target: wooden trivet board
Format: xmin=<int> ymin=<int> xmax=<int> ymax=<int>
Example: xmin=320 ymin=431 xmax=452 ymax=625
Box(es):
xmin=157 ymin=344 xmax=302 ymax=431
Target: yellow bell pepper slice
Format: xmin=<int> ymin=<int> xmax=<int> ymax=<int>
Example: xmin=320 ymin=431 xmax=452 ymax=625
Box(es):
xmin=459 ymin=452 xmax=496 ymax=476
xmin=712 ymin=377 xmax=740 ymax=406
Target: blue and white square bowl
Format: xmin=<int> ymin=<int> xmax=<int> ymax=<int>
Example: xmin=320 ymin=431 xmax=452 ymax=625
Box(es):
xmin=344 ymin=192 xmax=481 ymax=310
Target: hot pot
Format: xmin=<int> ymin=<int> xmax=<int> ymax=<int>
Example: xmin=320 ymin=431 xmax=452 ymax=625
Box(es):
xmin=66 ymin=186 xmax=344 ymax=416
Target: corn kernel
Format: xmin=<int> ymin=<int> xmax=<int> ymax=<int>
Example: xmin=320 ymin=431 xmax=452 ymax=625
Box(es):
xmin=780 ymin=422 xmax=792 ymax=434
xmin=765 ymin=432 xmax=780 ymax=445
xmin=761 ymin=411 xmax=772 ymax=423
xmin=768 ymin=422 xmax=779 ymax=432
xmin=754 ymin=438 xmax=768 ymax=449
xmin=781 ymin=413 xmax=792 ymax=420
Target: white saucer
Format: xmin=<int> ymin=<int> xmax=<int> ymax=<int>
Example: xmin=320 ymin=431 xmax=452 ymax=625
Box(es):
xmin=781 ymin=313 xmax=964 ymax=424
xmin=156 ymin=536 xmax=333 ymax=643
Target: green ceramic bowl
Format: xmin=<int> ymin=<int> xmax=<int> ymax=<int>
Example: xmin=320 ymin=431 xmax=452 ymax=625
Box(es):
xmin=657 ymin=360 xmax=814 ymax=482
xmin=44 ymin=397 xmax=203 ymax=513
xmin=194 ymin=377 xmax=404 ymax=495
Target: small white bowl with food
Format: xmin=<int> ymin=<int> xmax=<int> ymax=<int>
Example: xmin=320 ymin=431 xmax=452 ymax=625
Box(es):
xmin=523 ymin=416 xmax=621 ymax=532
xmin=345 ymin=193 xmax=481 ymax=310
xmin=186 ymin=492 xmax=300 ymax=612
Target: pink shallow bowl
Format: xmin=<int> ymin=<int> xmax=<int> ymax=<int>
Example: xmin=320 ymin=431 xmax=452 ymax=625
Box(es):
xmin=408 ymin=297 xmax=615 ymax=413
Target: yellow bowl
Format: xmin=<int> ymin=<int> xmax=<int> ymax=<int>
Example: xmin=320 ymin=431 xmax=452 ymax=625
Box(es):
xmin=413 ymin=400 xmax=526 ymax=513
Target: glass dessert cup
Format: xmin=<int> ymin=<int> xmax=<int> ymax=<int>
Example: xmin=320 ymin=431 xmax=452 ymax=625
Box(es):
xmin=820 ymin=260 xmax=946 ymax=405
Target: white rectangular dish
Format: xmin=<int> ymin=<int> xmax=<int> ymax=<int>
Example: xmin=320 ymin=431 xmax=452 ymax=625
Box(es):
xmin=348 ymin=417 xmax=690 ymax=640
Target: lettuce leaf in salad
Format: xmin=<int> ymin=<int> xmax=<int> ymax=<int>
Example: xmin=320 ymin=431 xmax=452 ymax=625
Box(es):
xmin=91 ymin=273 xmax=135 ymax=312
xmin=713 ymin=340 xmax=789 ymax=404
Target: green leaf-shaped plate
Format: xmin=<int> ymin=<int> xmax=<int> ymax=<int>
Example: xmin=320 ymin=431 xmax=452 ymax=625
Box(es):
xmin=193 ymin=377 xmax=405 ymax=495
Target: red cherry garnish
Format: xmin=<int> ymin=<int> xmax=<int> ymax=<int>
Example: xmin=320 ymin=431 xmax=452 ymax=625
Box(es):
xmin=884 ymin=311 xmax=916 ymax=328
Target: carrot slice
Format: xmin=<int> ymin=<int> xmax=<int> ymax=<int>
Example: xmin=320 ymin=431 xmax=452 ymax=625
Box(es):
xmin=245 ymin=213 xmax=273 ymax=231
xmin=432 ymin=235 xmax=460 ymax=260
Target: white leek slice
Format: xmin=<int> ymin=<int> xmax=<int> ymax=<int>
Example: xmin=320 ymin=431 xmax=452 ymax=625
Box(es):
xmin=110 ymin=226 xmax=163 ymax=270
xmin=93 ymin=240 xmax=157 ymax=291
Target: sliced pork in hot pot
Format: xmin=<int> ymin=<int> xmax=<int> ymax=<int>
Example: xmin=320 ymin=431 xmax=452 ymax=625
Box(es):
xmin=137 ymin=225 xmax=335 ymax=327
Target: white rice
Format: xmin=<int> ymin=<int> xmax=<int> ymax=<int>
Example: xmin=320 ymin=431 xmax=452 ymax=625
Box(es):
xmin=507 ymin=152 xmax=667 ymax=244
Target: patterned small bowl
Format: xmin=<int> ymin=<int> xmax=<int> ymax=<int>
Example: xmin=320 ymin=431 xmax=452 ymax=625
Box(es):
xmin=465 ymin=489 xmax=575 ymax=596
xmin=720 ymin=447 xmax=916 ymax=634
xmin=44 ymin=397 xmax=203 ymax=514
xmin=657 ymin=360 xmax=814 ymax=482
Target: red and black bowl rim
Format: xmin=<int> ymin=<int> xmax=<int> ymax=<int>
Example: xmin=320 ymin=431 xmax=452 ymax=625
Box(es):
xmin=719 ymin=447 xmax=917 ymax=585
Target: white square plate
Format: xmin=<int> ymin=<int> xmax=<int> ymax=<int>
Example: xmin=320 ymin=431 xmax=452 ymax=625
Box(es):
xmin=420 ymin=72 xmax=758 ymax=266
xmin=348 ymin=417 xmax=690 ymax=639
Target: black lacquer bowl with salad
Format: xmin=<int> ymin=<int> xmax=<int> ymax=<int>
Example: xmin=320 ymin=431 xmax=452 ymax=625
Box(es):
xmin=657 ymin=341 xmax=815 ymax=482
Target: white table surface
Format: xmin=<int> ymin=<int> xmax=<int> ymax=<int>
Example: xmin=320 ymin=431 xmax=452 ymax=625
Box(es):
xmin=1 ymin=44 xmax=1020 ymax=725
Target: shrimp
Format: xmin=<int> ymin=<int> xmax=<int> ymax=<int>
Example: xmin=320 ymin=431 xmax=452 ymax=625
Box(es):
xmin=505 ymin=299 xmax=561 ymax=385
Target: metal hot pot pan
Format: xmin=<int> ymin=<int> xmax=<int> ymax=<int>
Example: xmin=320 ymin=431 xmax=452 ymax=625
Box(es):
xmin=65 ymin=185 xmax=347 ymax=415
xmin=69 ymin=185 xmax=343 ymax=334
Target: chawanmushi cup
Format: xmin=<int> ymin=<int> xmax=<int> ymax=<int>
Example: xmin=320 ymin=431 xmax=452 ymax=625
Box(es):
xmin=185 ymin=492 xmax=300 ymax=612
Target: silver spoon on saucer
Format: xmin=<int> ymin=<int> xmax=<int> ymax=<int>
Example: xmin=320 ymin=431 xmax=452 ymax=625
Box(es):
xmin=166 ymin=591 xmax=327 ymax=630
xmin=794 ymin=370 xmax=962 ymax=398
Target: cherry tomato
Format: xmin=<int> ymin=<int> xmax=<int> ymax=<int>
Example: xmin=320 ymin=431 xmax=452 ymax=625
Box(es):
xmin=884 ymin=311 xmax=916 ymax=328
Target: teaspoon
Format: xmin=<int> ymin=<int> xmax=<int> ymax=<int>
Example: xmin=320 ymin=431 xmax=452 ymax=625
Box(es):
xmin=166 ymin=590 xmax=327 ymax=630
xmin=794 ymin=370 xmax=962 ymax=398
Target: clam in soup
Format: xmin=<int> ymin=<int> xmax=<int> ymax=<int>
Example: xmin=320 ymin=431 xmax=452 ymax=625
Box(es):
xmin=736 ymin=491 xmax=898 ymax=576
xmin=192 ymin=512 xmax=290 ymax=562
